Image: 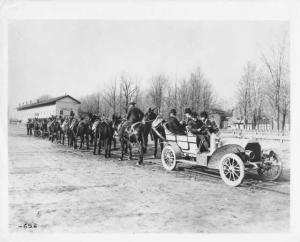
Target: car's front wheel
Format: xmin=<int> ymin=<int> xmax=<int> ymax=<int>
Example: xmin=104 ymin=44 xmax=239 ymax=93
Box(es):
xmin=258 ymin=150 xmax=283 ymax=181
xmin=219 ymin=153 xmax=245 ymax=187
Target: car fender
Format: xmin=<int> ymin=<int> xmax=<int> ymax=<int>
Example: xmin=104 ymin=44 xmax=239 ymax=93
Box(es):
xmin=164 ymin=142 xmax=184 ymax=159
xmin=208 ymin=144 xmax=246 ymax=169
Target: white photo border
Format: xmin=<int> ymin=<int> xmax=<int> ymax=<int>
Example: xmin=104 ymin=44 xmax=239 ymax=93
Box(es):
xmin=0 ymin=1 xmax=299 ymax=242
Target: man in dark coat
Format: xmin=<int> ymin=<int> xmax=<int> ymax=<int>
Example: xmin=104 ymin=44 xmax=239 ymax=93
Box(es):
xmin=184 ymin=108 xmax=203 ymax=148
xmin=185 ymin=108 xmax=203 ymax=134
xmin=119 ymin=101 xmax=144 ymax=140
xmin=26 ymin=119 xmax=32 ymax=136
xmin=126 ymin=101 xmax=144 ymax=123
xmin=167 ymin=109 xmax=186 ymax=135
xmin=199 ymin=111 xmax=219 ymax=134
xmin=198 ymin=111 xmax=219 ymax=152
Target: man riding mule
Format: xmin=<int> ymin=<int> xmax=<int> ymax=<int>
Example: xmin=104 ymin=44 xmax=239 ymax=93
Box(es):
xmin=118 ymin=100 xmax=144 ymax=139
xmin=117 ymin=100 xmax=146 ymax=165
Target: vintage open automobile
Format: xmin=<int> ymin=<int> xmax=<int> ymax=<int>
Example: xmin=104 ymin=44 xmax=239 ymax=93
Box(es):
xmin=152 ymin=117 xmax=283 ymax=187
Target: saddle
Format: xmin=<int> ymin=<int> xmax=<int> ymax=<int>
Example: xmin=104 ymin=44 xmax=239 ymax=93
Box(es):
xmin=47 ymin=120 xmax=55 ymax=128
xmin=92 ymin=120 xmax=100 ymax=132
xmin=61 ymin=120 xmax=68 ymax=129
xmin=69 ymin=119 xmax=77 ymax=129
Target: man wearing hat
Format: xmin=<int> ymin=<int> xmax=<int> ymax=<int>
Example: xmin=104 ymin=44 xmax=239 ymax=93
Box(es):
xmin=185 ymin=108 xmax=203 ymax=134
xmin=26 ymin=118 xmax=32 ymax=136
xmin=198 ymin=111 xmax=219 ymax=152
xmin=167 ymin=109 xmax=186 ymax=135
xmin=184 ymin=108 xmax=204 ymax=149
xmin=126 ymin=100 xmax=144 ymax=123
xmin=119 ymin=100 xmax=145 ymax=140
xmin=199 ymin=111 xmax=219 ymax=134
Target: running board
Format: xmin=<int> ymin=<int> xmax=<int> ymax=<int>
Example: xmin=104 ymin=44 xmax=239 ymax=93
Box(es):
xmin=177 ymin=159 xmax=201 ymax=166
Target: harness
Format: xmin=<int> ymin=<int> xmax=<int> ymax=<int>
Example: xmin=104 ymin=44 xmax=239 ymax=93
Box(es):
xmin=92 ymin=120 xmax=100 ymax=132
xmin=69 ymin=119 xmax=77 ymax=129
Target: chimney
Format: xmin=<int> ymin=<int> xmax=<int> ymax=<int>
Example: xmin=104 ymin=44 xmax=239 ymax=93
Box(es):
xmin=30 ymin=100 xmax=32 ymax=104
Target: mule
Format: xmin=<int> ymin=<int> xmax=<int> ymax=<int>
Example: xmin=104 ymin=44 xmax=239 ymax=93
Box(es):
xmin=117 ymin=120 xmax=146 ymax=165
xmin=60 ymin=118 xmax=70 ymax=145
xmin=69 ymin=118 xmax=79 ymax=148
xmin=144 ymin=110 xmax=166 ymax=158
xmin=75 ymin=119 xmax=90 ymax=150
xmin=93 ymin=120 xmax=114 ymax=158
xmin=49 ymin=119 xmax=61 ymax=143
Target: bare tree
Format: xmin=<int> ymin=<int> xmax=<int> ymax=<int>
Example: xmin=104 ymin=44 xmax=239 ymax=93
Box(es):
xmin=79 ymin=93 xmax=101 ymax=114
xmin=148 ymin=74 xmax=167 ymax=112
xmin=280 ymin=76 xmax=290 ymax=131
xmin=37 ymin=94 xmax=52 ymax=102
xmin=261 ymin=37 xmax=289 ymax=131
xmin=188 ymin=67 xmax=215 ymax=113
xmin=103 ymin=79 xmax=118 ymax=114
xmin=236 ymin=62 xmax=256 ymax=127
xmin=120 ymin=73 xmax=137 ymax=113
xmin=177 ymin=79 xmax=190 ymax=119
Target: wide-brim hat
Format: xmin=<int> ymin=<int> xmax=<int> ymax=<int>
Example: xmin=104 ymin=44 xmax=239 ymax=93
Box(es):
xmin=170 ymin=109 xmax=177 ymax=115
xmin=184 ymin=108 xmax=192 ymax=114
xmin=200 ymin=111 xmax=208 ymax=118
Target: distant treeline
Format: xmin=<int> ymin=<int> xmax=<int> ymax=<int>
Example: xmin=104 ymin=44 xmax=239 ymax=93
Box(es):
xmin=78 ymin=67 xmax=217 ymax=121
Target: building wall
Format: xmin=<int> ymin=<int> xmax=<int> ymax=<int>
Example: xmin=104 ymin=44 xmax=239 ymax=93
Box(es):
xmin=17 ymin=97 xmax=80 ymax=122
xmin=55 ymin=97 xmax=80 ymax=117
xmin=17 ymin=104 xmax=56 ymax=123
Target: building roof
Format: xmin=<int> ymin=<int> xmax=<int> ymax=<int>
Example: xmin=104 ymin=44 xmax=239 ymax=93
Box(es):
xmin=17 ymin=95 xmax=81 ymax=111
xmin=209 ymin=108 xmax=232 ymax=117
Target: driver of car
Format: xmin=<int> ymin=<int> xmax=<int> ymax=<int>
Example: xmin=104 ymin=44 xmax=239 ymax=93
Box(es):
xmin=198 ymin=111 xmax=219 ymax=152
xmin=184 ymin=108 xmax=203 ymax=148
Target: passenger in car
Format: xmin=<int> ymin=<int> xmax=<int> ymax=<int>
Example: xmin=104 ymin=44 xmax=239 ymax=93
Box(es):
xmin=198 ymin=111 xmax=219 ymax=152
xmin=184 ymin=108 xmax=203 ymax=149
xmin=167 ymin=109 xmax=186 ymax=135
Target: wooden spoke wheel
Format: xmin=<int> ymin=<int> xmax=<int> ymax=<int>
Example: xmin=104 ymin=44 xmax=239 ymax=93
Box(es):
xmin=161 ymin=146 xmax=177 ymax=171
xmin=34 ymin=130 xmax=41 ymax=137
xmin=258 ymin=151 xmax=283 ymax=181
xmin=219 ymin=153 xmax=245 ymax=187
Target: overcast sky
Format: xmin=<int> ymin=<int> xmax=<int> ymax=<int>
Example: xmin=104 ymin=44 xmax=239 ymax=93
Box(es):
xmin=8 ymin=20 xmax=288 ymax=112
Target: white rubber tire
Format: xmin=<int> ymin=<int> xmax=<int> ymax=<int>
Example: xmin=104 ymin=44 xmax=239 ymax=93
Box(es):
xmin=161 ymin=146 xmax=177 ymax=171
xmin=219 ymin=153 xmax=245 ymax=187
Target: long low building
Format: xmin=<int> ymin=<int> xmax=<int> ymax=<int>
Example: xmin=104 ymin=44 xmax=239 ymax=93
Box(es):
xmin=17 ymin=95 xmax=81 ymax=122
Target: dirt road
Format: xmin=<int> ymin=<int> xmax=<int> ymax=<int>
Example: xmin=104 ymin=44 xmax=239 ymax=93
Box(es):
xmin=8 ymin=125 xmax=290 ymax=232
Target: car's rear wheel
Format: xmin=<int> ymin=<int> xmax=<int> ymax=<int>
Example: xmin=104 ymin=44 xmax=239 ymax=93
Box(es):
xmin=219 ymin=153 xmax=245 ymax=187
xmin=34 ymin=130 xmax=41 ymax=137
xmin=161 ymin=146 xmax=177 ymax=171
xmin=257 ymin=151 xmax=283 ymax=181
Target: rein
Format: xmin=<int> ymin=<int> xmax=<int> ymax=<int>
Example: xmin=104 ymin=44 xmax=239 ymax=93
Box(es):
xmin=132 ymin=118 xmax=156 ymax=127
xmin=152 ymin=126 xmax=166 ymax=141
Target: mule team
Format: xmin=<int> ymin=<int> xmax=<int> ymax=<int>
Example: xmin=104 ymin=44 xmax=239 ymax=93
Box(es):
xmin=26 ymin=101 xmax=218 ymax=165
